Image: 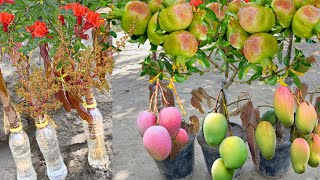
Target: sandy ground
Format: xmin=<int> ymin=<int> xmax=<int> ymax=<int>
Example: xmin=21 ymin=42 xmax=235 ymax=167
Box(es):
xmin=0 ymin=54 xmax=113 ymax=179
xmin=112 ymin=35 xmax=320 ymax=180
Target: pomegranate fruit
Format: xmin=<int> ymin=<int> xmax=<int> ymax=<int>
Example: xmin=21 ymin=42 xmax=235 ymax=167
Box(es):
xmin=227 ymin=17 xmax=249 ymax=49
xmin=187 ymin=9 xmax=208 ymax=40
xmin=147 ymin=12 xmax=168 ymax=45
xmin=271 ymin=0 xmax=296 ymax=28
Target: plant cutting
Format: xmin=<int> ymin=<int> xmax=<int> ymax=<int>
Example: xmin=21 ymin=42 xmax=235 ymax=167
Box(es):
xmin=0 ymin=0 xmax=121 ymax=178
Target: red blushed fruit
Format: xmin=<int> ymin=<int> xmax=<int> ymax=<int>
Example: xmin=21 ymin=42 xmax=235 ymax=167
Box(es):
xmin=159 ymin=107 xmax=182 ymax=138
xmin=173 ymin=128 xmax=189 ymax=147
xmin=206 ymin=2 xmax=228 ymax=20
xmin=143 ymin=126 xmax=172 ymax=161
xmin=136 ymin=110 xmax=157 ymax=136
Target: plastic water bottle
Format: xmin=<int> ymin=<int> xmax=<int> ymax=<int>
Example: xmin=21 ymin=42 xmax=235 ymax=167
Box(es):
xmin=82 ymin=107 xmax=109 ymax=169
xmin=35 ymin=119 xmax=67 ymax=180
xmin=9 ymin=128 xmax=37 ymax=180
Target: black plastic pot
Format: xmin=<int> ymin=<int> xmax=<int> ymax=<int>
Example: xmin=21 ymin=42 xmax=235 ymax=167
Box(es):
xmin=257 ymin=140 xmax=291 ymax=178
xmin=197 ymin=123 xmax=246 ymax=180
xmin=154 ymin=134 xmax=196 ymax=180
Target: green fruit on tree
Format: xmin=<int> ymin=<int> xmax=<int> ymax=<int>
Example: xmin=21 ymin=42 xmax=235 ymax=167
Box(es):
xmin=255 ymin=121 xmax=276 ymax=160
xmin=271 ymin=0 xmax=296 ymax=28
xmin=163 ymin=30 xmax=198 ymax=70
xmin=295 ymin=101 xmax=317 ymax=135
xmin=274 ymin=86 xmax=295 ymax=127
xmin=203 ymin=113 xmax=228 ymax=146
xmin=206 ymin=2 xmax=228 ymax=20
xmin=211 ymin=158 xmax=234 ymax=180
xmin=149 ymin=0 xmax=164 ymax=13
xmin=313 ymin=23 xmax=320 ymax=40
xmin=291 ymin=138 xmax=310 ymax=174
xmin=293 ymin=0 xmax=317 ymax=9
xmin=109 ymin=1 xmax=152 ymax=35
xmin=228 ymin=0 xmax=246 ymax=14
xmin=147 ymin=12 xmax=168 ymax=45
xmin=158 ymin=2 xmax=193 ymax=32
xmin=307 ymin=134 xmax=320 ymax=167
xmin=187 ymin=9 xmax=208 ymax=40
xmin=227 ymin=18 xmax=249 ymax=49
xmin=163 ymin=0 xmax=186 ymax=7
xmin=261 ymin=110 xmax=277 ymax=126
xmin=238 ymin=4 xmax=275 ymax=33
xmin=243 ymin=33 xmax=278 ymax=71
xmin=219 ymin=136 xmax=248 ymax=169
xmin=255 ymin=0 xmax=273 ymax=6
xmin=292 ymin=5 xmax=320 ymax=39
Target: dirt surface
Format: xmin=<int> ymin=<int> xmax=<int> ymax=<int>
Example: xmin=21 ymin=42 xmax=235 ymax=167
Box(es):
xmin=112 ymin=33 xmax=320 ymax=180
xmin=0 ymin=55 xmax=113 ymax=179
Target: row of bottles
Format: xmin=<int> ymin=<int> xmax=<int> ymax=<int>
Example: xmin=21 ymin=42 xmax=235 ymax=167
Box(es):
xmin=8 ymin=96 xmax=108 ymax=179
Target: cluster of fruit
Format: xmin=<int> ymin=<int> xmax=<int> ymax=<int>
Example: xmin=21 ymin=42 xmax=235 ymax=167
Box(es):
xmin=136 ymin=107 xmax=189 ymax=161
xmin=110 ymin=0 xmax=207 ymax=70
xmin=215 ymin=0 xmax=320 ymax=72
xmin=203 ymin=113 xmax=248 ymax=179
xmin=268 ymin=86 xmax=319 ymax=173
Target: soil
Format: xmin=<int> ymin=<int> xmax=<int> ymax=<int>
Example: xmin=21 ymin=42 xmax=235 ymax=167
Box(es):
xmin=112 ymin=33 xmax=320 ymax=180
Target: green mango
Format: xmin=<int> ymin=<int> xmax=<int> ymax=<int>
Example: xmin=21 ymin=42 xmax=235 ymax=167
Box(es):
xmin=307 ymin=134 xmax=320 ymax=167
xmin=238 ymin=3 xmax=275 ymax=33
xmin=291 ymin=138 xmax=310 ymax=173
xmin=147 ymin=12 xmax=168 ymax=45
xmin=261 ymin=110 xmax=277 ymax=125
xmin=255 ymin=121 xmax=276 ymax=160
xmin=219 ymin=136 xmax=248 ymax=169
xmin=292 ymin=5 xmax=320 ymax=39
xmin=227 ymin=18 xmax=249 ymax=49
xmin=158 ymin=2 xmax=193 ymax=32
xmin=203 ymin=113 xmax=228 ymax=146
xmin=271 ymin=0 xmax=296 ymax=28
xmin=211 ymin=158 xmax=234 ymax=180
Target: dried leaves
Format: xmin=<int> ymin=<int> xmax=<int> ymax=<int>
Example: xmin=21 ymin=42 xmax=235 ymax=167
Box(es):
xmin=294 ymin=83 xmax=308 ymax=105
xmin=190 ymin=88 xmax=213 ymax=114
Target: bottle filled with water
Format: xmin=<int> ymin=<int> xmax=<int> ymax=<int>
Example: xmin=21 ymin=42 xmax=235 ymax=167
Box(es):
xmin=82 ymin=97 xmax=109 ymax=169
xmin=9 ymin=122 xmax=37 ymax=180
xmin=35 ymin=115 xmax=67 ymax=180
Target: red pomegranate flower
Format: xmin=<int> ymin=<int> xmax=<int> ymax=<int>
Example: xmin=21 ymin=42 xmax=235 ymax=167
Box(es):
xmin=0 ymin=0 xmax=15 ymax=5
xmin=86 ymin=10 xmax=104 ymax=28
xmin=0 ymin=12 xmax=14 ymax=32
xmin=26 ymin=21 xmax=50 ymax=38
xmin=59 ymin=15 xmax=65 ymax=26
xmin=244 ymin=0 xmax=249 ymax=2
xmin=61 ymin=3 xmax=88 ymax=25
xmin=190 ymin=0 xmax=202 ymax=7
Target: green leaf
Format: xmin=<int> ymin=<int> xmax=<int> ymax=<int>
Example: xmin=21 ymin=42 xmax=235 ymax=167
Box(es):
xmin=238 ymin=61 xmax=248 ymax=80
xmin=249 ymin=71 xmax=262 ymax=81
xmin=196 ymin=51 xmax=210 ymax=68
xmin=284 ymin=55 xmax=290 ymax=67
xmin=277 ymin=42 xmax=284 ymax=64
xmin=174 ymin=74 xmax=185 ymax=83
xmin=109 ymin=31 xmax=117 ymax=38
xmin=267 ymin=75 xmax=277 ymax=86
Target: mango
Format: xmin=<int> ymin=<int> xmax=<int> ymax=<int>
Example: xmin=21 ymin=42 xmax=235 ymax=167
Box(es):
xmin=292 ymin=5 xmax=320 ymax=39
xmin=293 ymin=0 xmax=317 ymax=9
xmin=158 ymin=2 xmax=193 ymax=32
xmin=255 ymin=121 xmax=276 ymax=160
xmin=243 ymin=33 xmax=278 ymax=69
xmin=136 ymin=110 xmax=157 ymax=136
xmin=295 ymin=101 xmax=317 ymax=135
xmin=211 ymin=158 xmax=234 ymax=180
xmin=147 ymin=12 xmax=168 ymax=45
xmin=238 ymin=4 xmax=275 ymax=33
xmin=110 ymin=1 xmax=152 ymax=35
xmin=291 ymin=138 xmax=310 ymax=173
xmin=143 ymin=126 xmax=172 ymax=161
xmin=261 ymin=110 xmax=277 ymax=126
xmin=274 ymin=86 xmax=295 ymax=127
xmin=307 ymin=134 xmax=320 ymax=167
xmin=173 ymin=128 xmax=189 ymax=147
xmin=163 ymin=30 xmax=198 ymax=70
xmin=206 ymin=2 xmax=228 ymax=20
xmin=227 ymin=17 xmax=249 ymax=49
xmin=159 ymin=107 xmax=182 ymax=138
xmin=271 ymin=0 xmax=296 ymax=28
xmin=315 ymin=124 xmax=320 ymax=136
xmin=219 ymin=136 xmax=248 ymax=169
xmin=187 ymin=9 xmax=208 ymax=40
xmin=203 ymin=113 xmax=228 ymax=146
xmin=228 ymin=0 xmax=246 ymax=14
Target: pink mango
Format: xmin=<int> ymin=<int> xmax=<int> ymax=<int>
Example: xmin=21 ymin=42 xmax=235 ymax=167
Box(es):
xmin=137 ymin=111 xmax=157 ymax=136
xmin=274 ymin=86 xmax=295 ymax=127
xmin=291 ymin=138 xmax=310 ymax=173
xmin=295 ymin=101 xmax=317 ymax=135
xmin=159 ymin=107 xmax=182 ymax=138
xmin=143 ymin=126 xmax=172 ymax=161
xmin=173 ymin=128 xmax=189 ymax=147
